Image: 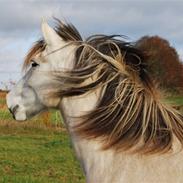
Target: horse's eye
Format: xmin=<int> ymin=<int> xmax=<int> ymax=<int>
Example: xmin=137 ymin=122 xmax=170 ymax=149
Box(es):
xmin=31 ymin=61 xmax=39 ymax=67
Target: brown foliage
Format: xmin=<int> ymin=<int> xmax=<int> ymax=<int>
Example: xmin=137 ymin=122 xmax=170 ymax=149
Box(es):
xmin=136 ymin=36 xmax=183 ymax=92
xmin=0 ymin=91 xmax=7 ymax=99
xmin=41 ymin=111 xmax=51 ymax=127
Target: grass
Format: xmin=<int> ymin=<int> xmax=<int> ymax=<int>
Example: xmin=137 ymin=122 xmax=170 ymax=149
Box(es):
xmin=0 ymin=110 xmax=12 ymax=120
xmin=164 ymin=96 xmax=183 ymax=106
xmin=164 ymin=95 xmax=183 ymax=113
xmin=0 ymin=98 xmax=6 ymax=105
xmin=0 ymin=126 xmax=84 ymax=183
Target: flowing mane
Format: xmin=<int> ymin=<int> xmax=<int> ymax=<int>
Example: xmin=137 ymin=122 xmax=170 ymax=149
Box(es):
xmin=23 ymin=20 xmax=183 ymax=155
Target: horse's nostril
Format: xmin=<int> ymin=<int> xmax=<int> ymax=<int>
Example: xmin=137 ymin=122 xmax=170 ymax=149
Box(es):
xmin=8 ymin=107 xmax=13 ymax=114
xmin=9 ymin=105 xmax=19 ymax=115
xmin=12 ymin=113 xmax=16 ymax=120
xmin=12 ymin=105 xmax=19 ymax=114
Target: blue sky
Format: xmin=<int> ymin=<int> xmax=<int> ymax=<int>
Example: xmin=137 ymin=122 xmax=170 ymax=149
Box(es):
xmin=0 ymin=0 xmax=183 ymax=89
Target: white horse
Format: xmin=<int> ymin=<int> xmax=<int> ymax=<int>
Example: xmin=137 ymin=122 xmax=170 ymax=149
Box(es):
xmin=7 ymin=19 xmax=183 ymax=183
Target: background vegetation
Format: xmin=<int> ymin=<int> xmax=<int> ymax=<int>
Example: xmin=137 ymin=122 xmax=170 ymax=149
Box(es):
xmin=136 ymin=36 xmax=183 ymax=94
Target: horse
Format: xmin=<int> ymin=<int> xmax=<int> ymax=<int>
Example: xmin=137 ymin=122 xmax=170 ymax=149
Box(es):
xmin=6 ymin=19 xmax=183 ymax=183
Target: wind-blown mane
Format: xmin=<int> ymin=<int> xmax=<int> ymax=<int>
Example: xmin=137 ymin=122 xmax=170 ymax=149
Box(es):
xmin=24 ymin=20 xmax=183 ymax=154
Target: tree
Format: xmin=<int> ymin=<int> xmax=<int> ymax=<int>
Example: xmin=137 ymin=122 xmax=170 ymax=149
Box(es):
xmin=136 ymin=36 xmax=183 ymax=93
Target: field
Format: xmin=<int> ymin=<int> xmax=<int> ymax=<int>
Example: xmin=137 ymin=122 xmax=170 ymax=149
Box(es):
xmin=0 ymin=91 xmax=182 ymax=183
xmin=165 ymin=95 xmax=183 ymax=106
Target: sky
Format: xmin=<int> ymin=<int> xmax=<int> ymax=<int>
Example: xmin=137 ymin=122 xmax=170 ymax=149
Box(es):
xmin=0 ymin=0 xmax=183 ymax=89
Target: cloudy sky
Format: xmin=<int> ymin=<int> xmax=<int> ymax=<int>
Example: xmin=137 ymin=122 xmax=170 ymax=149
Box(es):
xmin=0 ymin=0 xmax=183 ymax=88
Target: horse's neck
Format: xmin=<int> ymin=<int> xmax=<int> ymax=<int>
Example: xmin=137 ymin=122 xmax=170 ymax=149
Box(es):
xmin=60 ymin=90 xmax=121 ymax=181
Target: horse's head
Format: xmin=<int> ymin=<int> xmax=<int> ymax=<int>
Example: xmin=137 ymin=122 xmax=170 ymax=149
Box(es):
xmin=6 ymin=21 xmax=76 ymax=121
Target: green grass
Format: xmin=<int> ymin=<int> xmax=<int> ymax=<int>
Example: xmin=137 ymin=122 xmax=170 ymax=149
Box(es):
xmin=0 ymin=110 xmax=13 ymax=120
xmin=0 ymin=126 xmax=84 ymax=183
xmin=165 ymin=96 xmax=183 ymax=106
xmin=0 ymin=98 xmax=6 ymax=105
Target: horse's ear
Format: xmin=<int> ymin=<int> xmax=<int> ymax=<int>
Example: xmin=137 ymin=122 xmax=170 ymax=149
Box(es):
xmin=41 ymin=20 xmax=64 ymax=46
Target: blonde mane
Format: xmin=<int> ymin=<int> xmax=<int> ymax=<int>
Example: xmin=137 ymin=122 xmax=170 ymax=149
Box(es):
xmin=24 ymin=20 xmax=183 ymax=155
